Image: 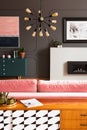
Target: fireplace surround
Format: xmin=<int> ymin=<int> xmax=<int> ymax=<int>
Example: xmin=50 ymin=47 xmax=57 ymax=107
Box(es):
xmin=50 ymin=48 xmax=87 ymax=80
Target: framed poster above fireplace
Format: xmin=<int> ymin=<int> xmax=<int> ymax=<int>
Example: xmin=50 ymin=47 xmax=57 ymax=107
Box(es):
xmin=63 ymin=17 xmax=87 ymax=43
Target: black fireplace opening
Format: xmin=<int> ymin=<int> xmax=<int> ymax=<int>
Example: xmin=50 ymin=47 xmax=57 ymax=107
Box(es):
xmin=67 ymin=61 xmax=87 ymax=74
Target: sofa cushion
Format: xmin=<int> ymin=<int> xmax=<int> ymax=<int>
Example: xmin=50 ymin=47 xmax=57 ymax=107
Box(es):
xmin=0 ymin=79 xmax=37 ymax=92
xmin=9 ymin=92 xmax=87 ymax=99
xmin=38 ymin=80 xmax=87 ymax=92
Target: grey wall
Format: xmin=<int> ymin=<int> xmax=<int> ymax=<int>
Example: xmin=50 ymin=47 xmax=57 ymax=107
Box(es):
xmin=0 ymin=0 xmax=87 ymax=79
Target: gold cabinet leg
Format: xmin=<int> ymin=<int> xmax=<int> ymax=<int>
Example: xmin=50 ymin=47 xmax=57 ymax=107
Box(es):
xmin=18 ymin=76 xmax=21 ymax=79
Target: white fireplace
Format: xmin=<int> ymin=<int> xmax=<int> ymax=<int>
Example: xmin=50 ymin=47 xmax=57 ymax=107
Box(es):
xmin=50 ymin=47 xmax=87 ymax=80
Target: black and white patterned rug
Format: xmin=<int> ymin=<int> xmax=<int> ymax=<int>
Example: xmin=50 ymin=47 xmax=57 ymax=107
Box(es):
xmin=0 ymin=110 xmax=60 ymax=130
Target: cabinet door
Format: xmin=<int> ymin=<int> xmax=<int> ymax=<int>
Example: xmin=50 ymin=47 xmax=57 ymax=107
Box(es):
xmin=12 ymin=58 xmax=27 ymax=76
xmin=0 ymin=110 xmax=60 ymax=130
xmin=2 ymin=58 xmax=27 ymax=76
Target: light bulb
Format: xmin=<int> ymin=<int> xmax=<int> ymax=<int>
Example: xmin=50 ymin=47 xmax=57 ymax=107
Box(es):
xmin=52 ymin=12 xmax=58 ymax=17
xmin=26 ymin=8 xmax=31 ymax=14
xmin=32 ymin=30 xmax=36 ymax=37
xmin=46 ymin=32 xmax=50 ymax=37
xmin=39 ymin=30 xmax=43 ymax=37
xmin=40 ymin=16 xmax=44 ymax=22
xmin=51 ymin=20 xmax=57 ymax=23
xmin=38 ymin=10 xmax=41 ymax=14
xmin=24 ymin=17 xmax=29 ymax=21
xmin=45 ymin=29 xmax=50 ymax=37
xmin=26 ymin=26 xmax=32 ymax=30
xmin=50 ymin=25 xmax=56 ymax=31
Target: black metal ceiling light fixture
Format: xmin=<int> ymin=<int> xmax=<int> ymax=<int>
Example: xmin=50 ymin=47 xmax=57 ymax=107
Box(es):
xmin=24 ymin=0 xmax=58 ymax=37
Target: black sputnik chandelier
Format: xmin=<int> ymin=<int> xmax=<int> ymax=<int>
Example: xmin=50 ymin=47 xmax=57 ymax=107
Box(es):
xmin=24 ymin=0 xmax=58 ymax=37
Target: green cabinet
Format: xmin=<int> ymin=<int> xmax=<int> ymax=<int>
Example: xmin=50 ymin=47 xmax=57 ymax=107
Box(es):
xmin=0 ymin=58 xmax=27 ymax=77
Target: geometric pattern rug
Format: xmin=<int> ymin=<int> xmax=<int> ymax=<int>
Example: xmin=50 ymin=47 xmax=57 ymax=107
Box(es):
xmin=0 ymin=110 xmax=60 ymax=130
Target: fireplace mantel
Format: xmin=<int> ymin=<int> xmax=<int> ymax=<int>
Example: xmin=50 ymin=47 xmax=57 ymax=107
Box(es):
xmin=50 ymin=47 xmax=87 ymax=80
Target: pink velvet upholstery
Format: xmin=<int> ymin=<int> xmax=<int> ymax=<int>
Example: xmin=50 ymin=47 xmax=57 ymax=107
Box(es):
xmin=9 ymin=92 xmax=87 ymax=99
xmin=38 ymin=80 xmax=87 ymax=92
xmin=0 ymin=79 xmax=87 ymax=99
xmin=0 ymin=79 xmax=37 ymax=92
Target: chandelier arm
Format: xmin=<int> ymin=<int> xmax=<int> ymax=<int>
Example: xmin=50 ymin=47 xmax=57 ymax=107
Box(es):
xmin=43 ymin=20 xmax=56 ymax=31
xmin=41 ymin=24 xmax=49 ymax=31
xmin=44 ymin=16 xmax=52 ymax=19
xmin=29 ymin=13 xmax=37 ymax=17
xmin=44 ymin=15 xmax=58 ymax=19
xmin=26 ymin=22 xmax=38 ymax=27
xmin=33 ymin=18 xmax=40 ymax=21
xmin=43 ymin=20 xmax=50 ymax=26
xmin=39 ymin=22 xmax=42 ymax=30
xmin=40 ymin=0 xmax=42 ymax=11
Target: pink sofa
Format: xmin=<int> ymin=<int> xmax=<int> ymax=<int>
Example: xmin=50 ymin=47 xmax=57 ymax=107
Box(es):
xmin=0 ymin=79 xmax=87 ymax=99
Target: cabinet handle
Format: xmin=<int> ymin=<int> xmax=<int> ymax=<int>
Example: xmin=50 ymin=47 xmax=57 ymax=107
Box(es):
xmin=12 ymin=60 xmax=14 ymax=63
xmin=80 ymin=124 xmax=87 ymax=126
xmin=80 ymin=114 xmax=87 ymax=116
xmin=3 ymin=73 xmax=5 ymax=75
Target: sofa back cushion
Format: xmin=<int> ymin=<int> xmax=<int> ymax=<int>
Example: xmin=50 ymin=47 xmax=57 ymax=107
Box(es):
xmin=0 ymin=79 xmax=37 ymax=92
xmin=38 ymin=80 xmax=87 ymax=92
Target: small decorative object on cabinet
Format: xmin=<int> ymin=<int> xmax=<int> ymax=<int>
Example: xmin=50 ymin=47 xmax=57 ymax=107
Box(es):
xmin=7 ymin=55 xmax=11 ymax=59
xmin=0 ymin=92 xmax=9 ymax=105
xmin=2 ymin=54 xmax=5 ymax=58
xmin=18 ymin=47 xmax=25 ymax=59
xmin=0 ymin=92 xmax=16 ymax=106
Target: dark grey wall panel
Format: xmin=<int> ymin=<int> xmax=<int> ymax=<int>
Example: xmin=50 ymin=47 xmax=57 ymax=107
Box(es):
xmin=0 ymin=0 xmax=87 ymax=78
xmin=26 ymin=56 xmax=38 ymax=78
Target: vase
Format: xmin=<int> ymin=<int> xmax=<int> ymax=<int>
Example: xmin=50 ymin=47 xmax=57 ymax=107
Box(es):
xmin=20 ymin=52 xmax=25 ymax=59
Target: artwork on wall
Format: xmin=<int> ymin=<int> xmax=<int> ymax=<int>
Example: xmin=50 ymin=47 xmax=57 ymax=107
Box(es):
xmin=0 ymin=16 xmax=20 ymax=47
xmin=63 ymin=17 xmax=87 ymax=43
